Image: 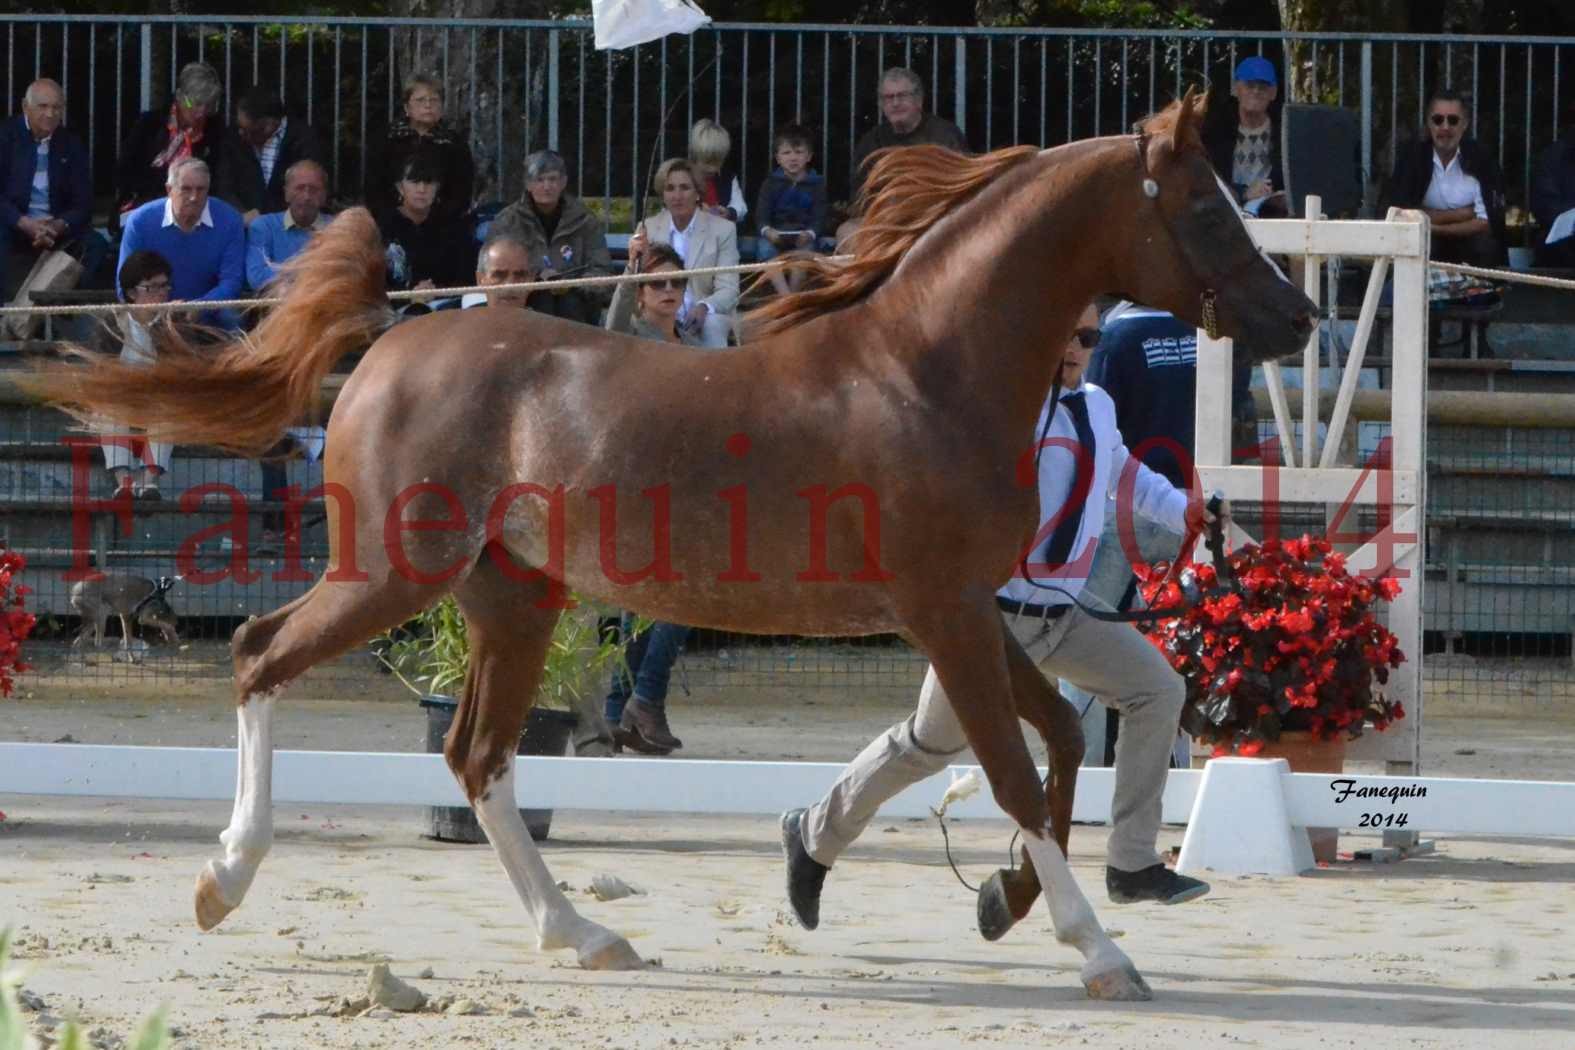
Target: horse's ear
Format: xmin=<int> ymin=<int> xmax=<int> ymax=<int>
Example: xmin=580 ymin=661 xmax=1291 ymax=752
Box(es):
xmin=1173 ymin=87 xmax=1201 ymax=149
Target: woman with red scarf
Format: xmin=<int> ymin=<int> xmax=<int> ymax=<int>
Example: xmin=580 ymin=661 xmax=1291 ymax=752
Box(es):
xmin=115 ymin=62 xmax=226 ymax=217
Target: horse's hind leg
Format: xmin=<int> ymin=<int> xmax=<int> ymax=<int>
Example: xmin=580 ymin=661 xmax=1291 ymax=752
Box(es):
xmin=977 ymin=628 xmax=1085 ymax=942
xmin=195 ymin=578 xmax=438 ymax=931
xmin=448 ymin=549 xmax=643 ymax=971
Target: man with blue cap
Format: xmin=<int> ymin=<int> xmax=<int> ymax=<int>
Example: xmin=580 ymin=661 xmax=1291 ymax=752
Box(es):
xmin=1203 ymin=56 xmax=1287 ymax=216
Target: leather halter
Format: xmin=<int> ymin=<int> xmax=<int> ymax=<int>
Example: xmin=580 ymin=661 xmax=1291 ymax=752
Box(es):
xmin=1134 ymin=132 xmax=1224 ymax=340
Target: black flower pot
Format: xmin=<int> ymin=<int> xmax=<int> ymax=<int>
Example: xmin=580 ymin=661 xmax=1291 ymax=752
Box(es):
xmin=419 ymin=695 xmax=577 ymax=842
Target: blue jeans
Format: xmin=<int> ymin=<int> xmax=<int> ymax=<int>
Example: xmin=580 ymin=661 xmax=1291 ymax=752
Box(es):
xmin=604 ymin=612 xmax=691 ymax=721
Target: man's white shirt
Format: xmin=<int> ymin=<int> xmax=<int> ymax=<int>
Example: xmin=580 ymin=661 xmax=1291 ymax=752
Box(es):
xmin=997 ymin=382 xmax=1190 ymax=609
xmin=1422 ymin=150 xmax=1488 ymax=220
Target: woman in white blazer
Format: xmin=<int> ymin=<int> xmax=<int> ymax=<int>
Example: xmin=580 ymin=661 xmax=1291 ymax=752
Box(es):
xmin=640 ymin=157 xmax=739 ymax=348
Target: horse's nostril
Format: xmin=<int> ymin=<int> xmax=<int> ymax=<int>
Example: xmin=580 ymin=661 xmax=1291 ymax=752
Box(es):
xmin=1292 ymin=311 xmax=1316 ymax=336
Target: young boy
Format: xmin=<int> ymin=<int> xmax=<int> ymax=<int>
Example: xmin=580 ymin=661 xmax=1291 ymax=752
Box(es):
xmin=754 ymin=124 xmax=830 ymax=294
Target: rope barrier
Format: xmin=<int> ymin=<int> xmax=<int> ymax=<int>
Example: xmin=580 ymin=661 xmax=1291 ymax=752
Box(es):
xmin=2 ymin=253 xmax=1567 ymax=323
xmin=0 ymin=255 xmax=854 ymax=319
xmin=1430 ymin=260 xmax=1575 ymax=292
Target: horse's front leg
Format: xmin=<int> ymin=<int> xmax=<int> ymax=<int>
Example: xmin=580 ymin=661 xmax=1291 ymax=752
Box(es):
xmin=977 ymin=627 xmax=1085 ymax=941
xmin=913 ymin=605 xmax=1148 ymax=1002
xmin=195 ymin=692 xmax=277 ymax=929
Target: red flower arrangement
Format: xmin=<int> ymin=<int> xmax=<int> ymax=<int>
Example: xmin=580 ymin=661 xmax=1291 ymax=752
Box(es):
xmin=1139 ymin=534 xmax=1405 ymax=756
xmin=0 ymin=546 xmax=36 ymax=697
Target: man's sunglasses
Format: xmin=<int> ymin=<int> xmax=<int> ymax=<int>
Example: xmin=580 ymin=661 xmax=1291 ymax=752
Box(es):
xmin=1072 ymin=328 xmax=1101 ymax=349
xmin=1430 ymin=113 xmax=1463 ymax=127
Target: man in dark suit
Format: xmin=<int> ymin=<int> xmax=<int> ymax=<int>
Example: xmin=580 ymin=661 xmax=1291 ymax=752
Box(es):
xmin=214 ymin=86 xmax=328 ymax=225
xmin=1385 ymin=87 xmax=1506 ymax=267
xmin=1 ymin=78 xmax=107 ymax=299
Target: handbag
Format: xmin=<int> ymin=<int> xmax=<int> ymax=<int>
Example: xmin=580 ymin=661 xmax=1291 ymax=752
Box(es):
xmin=3 ymin=247 xmax=85 ymax=341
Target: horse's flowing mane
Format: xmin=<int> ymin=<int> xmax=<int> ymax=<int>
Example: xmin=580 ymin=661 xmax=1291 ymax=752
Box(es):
xmin=746 ymin=143 xmax=1040 ymax=337
xmin=746 ymin=93 xmax=1207 ymax=338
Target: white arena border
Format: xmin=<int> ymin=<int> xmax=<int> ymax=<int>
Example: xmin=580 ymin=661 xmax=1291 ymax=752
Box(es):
xmin=3 ymin=744 xmax=1573 ymax=877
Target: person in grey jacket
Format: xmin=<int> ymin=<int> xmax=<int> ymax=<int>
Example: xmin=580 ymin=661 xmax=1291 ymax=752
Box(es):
xmin=488 ymin=150 xmax=613 ymax=325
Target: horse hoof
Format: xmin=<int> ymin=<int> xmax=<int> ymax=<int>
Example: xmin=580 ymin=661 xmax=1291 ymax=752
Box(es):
xmin=578 ymin=935 xmax=645 ymax=971
xmin=1082 ymin=960 xmax=1153 ymax=1002
xmin=976 ymin=870 xmax=1020 ymax=942
xmin=194 ymin=865 xmax=237 ymax=931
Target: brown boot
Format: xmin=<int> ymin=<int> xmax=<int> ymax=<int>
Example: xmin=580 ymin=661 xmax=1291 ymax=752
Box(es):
xmin=619 ymin=698 xmax=682 ymax=753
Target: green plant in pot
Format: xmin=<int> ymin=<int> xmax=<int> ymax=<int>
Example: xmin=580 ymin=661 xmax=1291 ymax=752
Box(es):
xmin=379 ymin=597 xmax=644 ymax=843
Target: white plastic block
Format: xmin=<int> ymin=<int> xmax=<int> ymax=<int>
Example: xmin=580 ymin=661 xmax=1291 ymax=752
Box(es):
xmin=1175 ymin=757 xmax=1314 ymax=877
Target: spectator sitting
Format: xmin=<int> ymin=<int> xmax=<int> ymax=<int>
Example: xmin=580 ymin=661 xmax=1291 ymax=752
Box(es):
xmin=1 ymin=78 xmax=110 ymax=300
xmin=98 ymin=249 xmax=177 ymax=500
xmin=1201 ymin=56 xmax=1288 ymax=217
xmin=1532 ymin=100 xmax=1575 ymax=267
xmin=117 ymin=157 xmax=245 ymax=330
xmin=116 ymin=61 xmax=225 ymax=216
xmin=368 ymin=73 xmax=475 ymax=225
xmin=1385 ymin=87 xmax=1506 ymax=267
xmin=601 ymin=237 xmax=700 ymax=754
xmin=688 ymin=118 xmax=747 ymax=226
xmin=244 ymin=159 xmax=331 ymax=291
xmin=462 ymin=234 xmax=538 ymax=309
xmin=488 ymin=150 xmax=613 ymax=325
xmin=605 ymin=238 xmax=702 ymax=346
xmin=214 ymin=86 xmax=328 ymax=226
xmin=840 ymin=67 xmax=968 ymax=245
xmin=754 ymin=122 xmax=831 ymax=295
xmin=374 ymin=150 xmax=475 ymax=310
xmin=640 ymin=157 xmax=739 ymax=349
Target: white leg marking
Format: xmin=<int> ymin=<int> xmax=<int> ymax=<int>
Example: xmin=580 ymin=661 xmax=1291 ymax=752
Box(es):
xmin=1020 ymin=827 xmax=1136 ymax=984
xmin=471 ymin=759 xmax=642 ymax=970
xmin=203 ymin=693 xmax=277 ymax=912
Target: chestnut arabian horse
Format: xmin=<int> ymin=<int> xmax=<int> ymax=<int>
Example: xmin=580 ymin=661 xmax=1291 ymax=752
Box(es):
xmin=32 ymin=93 xmax=1313 ymax=1001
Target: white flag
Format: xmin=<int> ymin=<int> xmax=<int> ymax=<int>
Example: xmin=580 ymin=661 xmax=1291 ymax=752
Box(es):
xmin=592 ymin=0 xmax=711 ymax=51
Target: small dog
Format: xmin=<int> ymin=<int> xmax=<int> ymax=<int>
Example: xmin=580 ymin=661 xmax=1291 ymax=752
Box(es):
xmin=70 ymin=574 xmax=180 ymax=652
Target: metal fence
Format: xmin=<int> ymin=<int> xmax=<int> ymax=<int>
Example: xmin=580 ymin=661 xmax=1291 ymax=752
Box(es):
xmin=2 ymin=15 xmax=1574 ymax=222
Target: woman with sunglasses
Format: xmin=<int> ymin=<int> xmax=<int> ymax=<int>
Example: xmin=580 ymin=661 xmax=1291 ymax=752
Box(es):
xmin=115 ymin=62 xmax=226 ymax=216
xmin=1384 ymin=87 xmax=1507 ymax=267
xmin=604 ymin=236 xmax=704 ymax=346
xmin=597 ymin=238 xmax=702 ymax=755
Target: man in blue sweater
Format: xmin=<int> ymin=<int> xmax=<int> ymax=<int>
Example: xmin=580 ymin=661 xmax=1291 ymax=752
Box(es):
xmin=118 ymin=156 xmax=245 ymax=328
xmin=245 ymin=159 xmax=330 ymax=290
xmin=1 ymin=79 xmax=108 ymax=299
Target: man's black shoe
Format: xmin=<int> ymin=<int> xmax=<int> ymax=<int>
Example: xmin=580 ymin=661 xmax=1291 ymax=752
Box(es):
xmin=780 ymin=808 xmax=829 ymax=930
xmin=1106 ymin=863 xmax=1210 ymax=905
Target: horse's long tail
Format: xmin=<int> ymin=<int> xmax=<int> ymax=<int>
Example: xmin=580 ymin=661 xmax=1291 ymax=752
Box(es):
xmin=26 ymin=207 xmax=389 ymax=456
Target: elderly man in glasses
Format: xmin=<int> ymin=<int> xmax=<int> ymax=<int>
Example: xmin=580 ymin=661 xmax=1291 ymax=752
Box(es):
xmin=1385 ymin=87 xmax=1506 ymax=267
xmin=781 ymin=302 xmax=1224 ymax=939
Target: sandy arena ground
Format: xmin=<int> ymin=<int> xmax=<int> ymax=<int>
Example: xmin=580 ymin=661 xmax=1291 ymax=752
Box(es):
xmin=4 ymin=682 xmax=1575 ymax=1049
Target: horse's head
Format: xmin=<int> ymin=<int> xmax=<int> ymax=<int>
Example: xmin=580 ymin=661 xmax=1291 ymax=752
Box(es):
xmin=1121 ymin=89 xmax=1316 ymax=362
